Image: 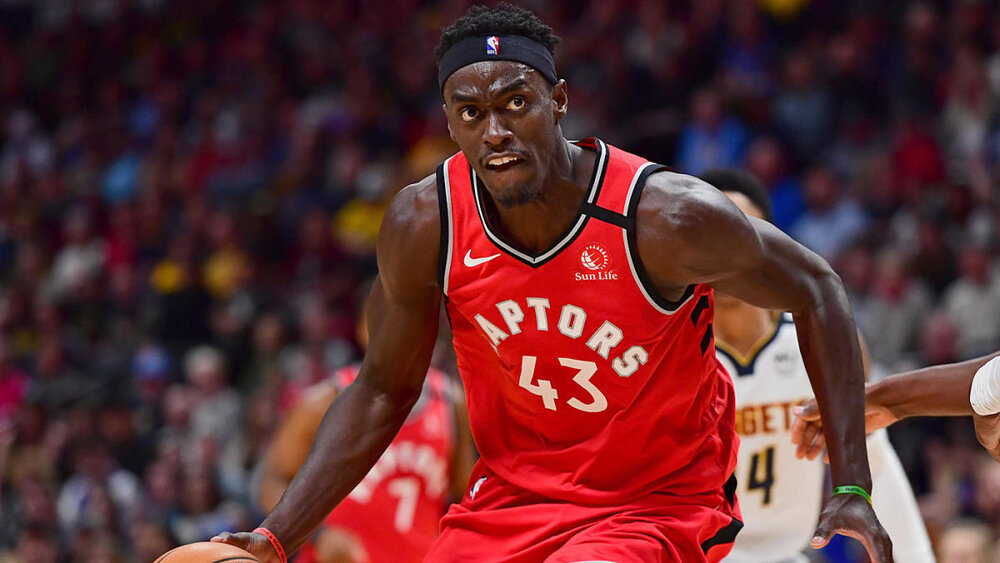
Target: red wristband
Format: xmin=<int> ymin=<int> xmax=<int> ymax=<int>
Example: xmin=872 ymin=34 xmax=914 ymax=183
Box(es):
xmin=253 ymin=527 xmax=287 ymax=563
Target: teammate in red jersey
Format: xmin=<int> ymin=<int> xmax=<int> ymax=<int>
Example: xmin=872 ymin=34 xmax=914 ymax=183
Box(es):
xmin=259 ymin=364 xmax=473 ymax=563
xmin=215 ymin=4 xmax=891 ymax=561
xmin=256 ymin=315 xmax=475 ymax=563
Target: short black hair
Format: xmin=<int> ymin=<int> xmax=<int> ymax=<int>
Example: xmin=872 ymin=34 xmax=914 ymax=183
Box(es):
xmin=435 ymin=3 xmax=560 ymax=60
xmin=700 ymin=168 xmax=773 ymax=223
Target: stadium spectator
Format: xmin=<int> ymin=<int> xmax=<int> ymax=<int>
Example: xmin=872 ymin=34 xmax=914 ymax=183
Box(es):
xmin=943 ymin=242 xmax=1000 ymax=359
xmin=0 ymin=1 xmax=998 ymax=560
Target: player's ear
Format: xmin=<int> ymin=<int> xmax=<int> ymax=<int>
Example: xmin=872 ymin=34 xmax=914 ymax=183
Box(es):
xmin=443 ymin=104 xmax=456 ymax=142
xmin=551 ymin=80 xmax=568 ymax=122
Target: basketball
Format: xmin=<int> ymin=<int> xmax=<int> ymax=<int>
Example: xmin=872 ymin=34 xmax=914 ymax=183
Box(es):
xmin=154 ymin=542 xmax=259 ymax=563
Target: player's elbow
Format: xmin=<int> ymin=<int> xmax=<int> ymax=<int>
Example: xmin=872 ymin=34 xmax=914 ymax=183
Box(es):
xmin=794 ymin=258 xmax=847 ymax=315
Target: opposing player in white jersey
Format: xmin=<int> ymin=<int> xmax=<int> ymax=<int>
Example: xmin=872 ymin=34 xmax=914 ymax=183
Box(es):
xmin=703 ymin=169 xmax=934 ymax=563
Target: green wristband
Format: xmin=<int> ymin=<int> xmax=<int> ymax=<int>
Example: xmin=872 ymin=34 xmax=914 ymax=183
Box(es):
xmin=832 ymin=485 xmax=872 ymax=505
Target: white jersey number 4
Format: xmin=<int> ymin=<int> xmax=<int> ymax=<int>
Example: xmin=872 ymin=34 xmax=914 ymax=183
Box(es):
xmin=518 ymin=355 xmax=608 ymax=413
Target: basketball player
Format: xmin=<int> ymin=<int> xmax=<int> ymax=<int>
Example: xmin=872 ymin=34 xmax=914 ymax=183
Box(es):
xmin=793 ymin=352 xmax=1000 ymax=464
xmin=214 ymin=5 xmax=891 ymax=561
xmin=704 ymin=169 xmax=933 ymax=562
xmin=255 ymin=315 xmax=475 ymax=563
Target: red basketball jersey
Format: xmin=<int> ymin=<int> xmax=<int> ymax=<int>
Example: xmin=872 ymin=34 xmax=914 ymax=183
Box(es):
xmin=437 ymin=138 xmax=738 ymax=505
xmin=298 ymin=365 xmax=456 ymax=563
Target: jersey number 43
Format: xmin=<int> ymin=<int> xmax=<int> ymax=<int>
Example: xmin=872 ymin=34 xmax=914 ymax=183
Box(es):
xmin=518 ymin=355 xmax=608 ymax=413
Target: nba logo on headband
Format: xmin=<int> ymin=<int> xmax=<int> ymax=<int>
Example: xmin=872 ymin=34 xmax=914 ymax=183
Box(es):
xmin=486 ymin=36 xmax=500 ymax=55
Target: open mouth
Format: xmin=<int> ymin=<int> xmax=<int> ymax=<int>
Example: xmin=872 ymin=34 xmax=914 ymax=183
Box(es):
xmin=484 ymin=154 xmax=525 ymax=173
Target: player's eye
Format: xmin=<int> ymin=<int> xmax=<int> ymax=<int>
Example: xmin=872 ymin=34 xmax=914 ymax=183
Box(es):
xmin=460 ymin=107 xmax=479 ymax=122
xmin=507 ymin=96 xmax=526 ymax=111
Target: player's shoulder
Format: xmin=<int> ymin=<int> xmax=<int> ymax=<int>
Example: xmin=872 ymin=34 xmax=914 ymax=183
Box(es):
xmin=639 ymin=170 xmax=744 ymax=235
xmin=378 ymin=173 xmax=443 ymax=289
xmin=381 ymin=174 xmax=441 ymax=240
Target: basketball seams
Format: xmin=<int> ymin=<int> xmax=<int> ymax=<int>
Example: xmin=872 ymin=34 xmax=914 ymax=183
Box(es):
xmin=153 ymin=547 xmax=177 ymax=563
xmin=154 ymin=544 xmax=260 ymax=562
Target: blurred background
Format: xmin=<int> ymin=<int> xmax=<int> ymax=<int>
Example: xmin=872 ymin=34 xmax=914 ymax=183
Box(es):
xmin=1 ymin=0 xmax=1000 ymax=561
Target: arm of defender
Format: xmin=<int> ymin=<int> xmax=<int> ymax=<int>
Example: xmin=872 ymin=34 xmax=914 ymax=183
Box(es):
xmin=792 ymin=351 xmax=1000 ymax=460
xmin=214 ymin=179 xmax=443 ymax=561
xmin=870 ymin=353 xmax=1000 ymax=418
xmin=257 ymin=385 xmax=337 ymax=511
xmin=635 ymin=174 xmax=890 ymax=562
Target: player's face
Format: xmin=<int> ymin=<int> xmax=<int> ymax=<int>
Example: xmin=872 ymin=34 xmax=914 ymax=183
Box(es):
xmin=443 ymin=61 xmax=567 ymax=207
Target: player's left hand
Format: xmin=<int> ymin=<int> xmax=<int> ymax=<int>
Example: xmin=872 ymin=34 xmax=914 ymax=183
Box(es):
xmin=973 ymin=412 xmax=1000 ymax=463
xmin=810 ymin=492 xmax=893 ymax=562
xmin=790 ymin=385 xmax=898 ymax=461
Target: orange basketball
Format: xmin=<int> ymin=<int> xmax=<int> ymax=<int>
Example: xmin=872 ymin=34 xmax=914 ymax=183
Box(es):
xmin=154 ymin=542 xmax=260 ymax=563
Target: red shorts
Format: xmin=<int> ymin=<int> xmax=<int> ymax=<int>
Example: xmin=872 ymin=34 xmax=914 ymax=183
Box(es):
xmin=425 ymin=461 xmax=742 ymax=562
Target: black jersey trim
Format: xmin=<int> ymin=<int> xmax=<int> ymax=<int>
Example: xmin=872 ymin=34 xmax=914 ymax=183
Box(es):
xmin=702 ymin=474 xmax=743 ymax=554
xmin=699 ymin=324 xmax=714 ymax=355
xmin=470 ymin=138 xmax=608 ymax=268
xmin=690 ymin=294 xmax=710 ymax=326
xmin=622 ymin=165 xmax=696 ymax=314
xmin=436 ymin=160 xmax=453 ymax=294
xmin=581 ymin=201 xmax=629 ymax=228
xmin=701 ymin=517 xmax=744 ymax=554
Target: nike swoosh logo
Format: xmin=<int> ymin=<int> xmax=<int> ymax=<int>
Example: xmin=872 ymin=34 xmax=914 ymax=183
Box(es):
xmin=464 ymin=250 xmax=501 ymax=267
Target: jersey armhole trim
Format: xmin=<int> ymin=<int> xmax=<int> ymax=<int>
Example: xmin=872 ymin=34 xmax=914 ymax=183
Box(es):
xmin=436 ymin=158 xmax=455 ymax=295
xmin=581 ymin=201 xmax=629 ymax=228
xmin=623 ymin=164 xmax=696 ymax=314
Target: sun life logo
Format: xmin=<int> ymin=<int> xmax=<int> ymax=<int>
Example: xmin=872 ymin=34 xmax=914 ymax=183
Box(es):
xmin=486 ymin=36 xmax=500 ymax=56
xmin=580 ymin=243 xmax=610 ymax=271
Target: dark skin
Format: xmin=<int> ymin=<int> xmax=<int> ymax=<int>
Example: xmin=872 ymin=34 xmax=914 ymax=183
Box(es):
xmin=214 ymin=60 xmax=891 ymax=561
xmin=793 ymin=352 xmax=1000 ymax=463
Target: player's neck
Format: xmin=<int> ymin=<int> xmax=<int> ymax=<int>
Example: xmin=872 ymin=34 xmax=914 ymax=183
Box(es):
xmin=483 ymin=140 xmax=595 ymax=253
xmin=714 ymin=303 xmax=777 ymax=357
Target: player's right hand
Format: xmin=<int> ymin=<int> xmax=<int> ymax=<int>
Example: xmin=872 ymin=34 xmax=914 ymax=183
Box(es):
xmin=810 ymin=492 xmax=893 ymax=562
xmin=211 ymin=531 xmax=279 ymax=563
xmin=974 ymin=412 xmax=1000 ymax=463
xmin=790 ymin=384 xmax=898 ymax=461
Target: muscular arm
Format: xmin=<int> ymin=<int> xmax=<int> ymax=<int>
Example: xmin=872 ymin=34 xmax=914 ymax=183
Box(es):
xmin=245 ymin=178 xmax=444 ymax=557
xmin=868 ymin=353 xmax=1000 ymax=420
xmin=792 ymin=352 xmax=1000 ymax=463
xmin=638 ymin=173 xmax=870 ymax=490
xmin=636 ymin=173 xmax=888 ymax=558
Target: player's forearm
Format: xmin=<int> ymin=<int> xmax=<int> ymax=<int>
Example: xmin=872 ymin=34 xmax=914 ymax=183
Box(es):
xmin=258 ymin=379 xmax=419 ymax=554
xmin=795 ymin=271 xmax=871 ymax=491
xmin=870 ymin=352 xmax=1000 ymax=420
xmin=257 ymin=468 xmax=290 ymax=512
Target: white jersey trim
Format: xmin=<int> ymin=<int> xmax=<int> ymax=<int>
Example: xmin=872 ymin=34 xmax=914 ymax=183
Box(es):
xmin=469 ymin=139 xmax=608 ymax=266
xmin=622 ymin=162 xmax=694 ymax=315
xmin=441 ymin=155 xmax=456 ymax=296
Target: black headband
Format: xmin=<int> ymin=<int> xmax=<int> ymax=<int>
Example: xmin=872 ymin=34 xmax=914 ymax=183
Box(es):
xmin=437 ymin=35 xmax=558 ymax=92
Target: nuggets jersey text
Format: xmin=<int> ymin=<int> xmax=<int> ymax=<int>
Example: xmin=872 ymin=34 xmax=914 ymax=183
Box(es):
xmin=717 ymin=314 xmax=822 ymax=563
xmin=718 ymin=314 xmax=934 ymax=562
xmin=438 ymin=138 xmax=738 ymax=504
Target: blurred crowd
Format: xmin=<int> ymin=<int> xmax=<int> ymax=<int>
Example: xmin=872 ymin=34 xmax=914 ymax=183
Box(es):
xmin=1 ymin=0 xmax=1000 ymax=561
